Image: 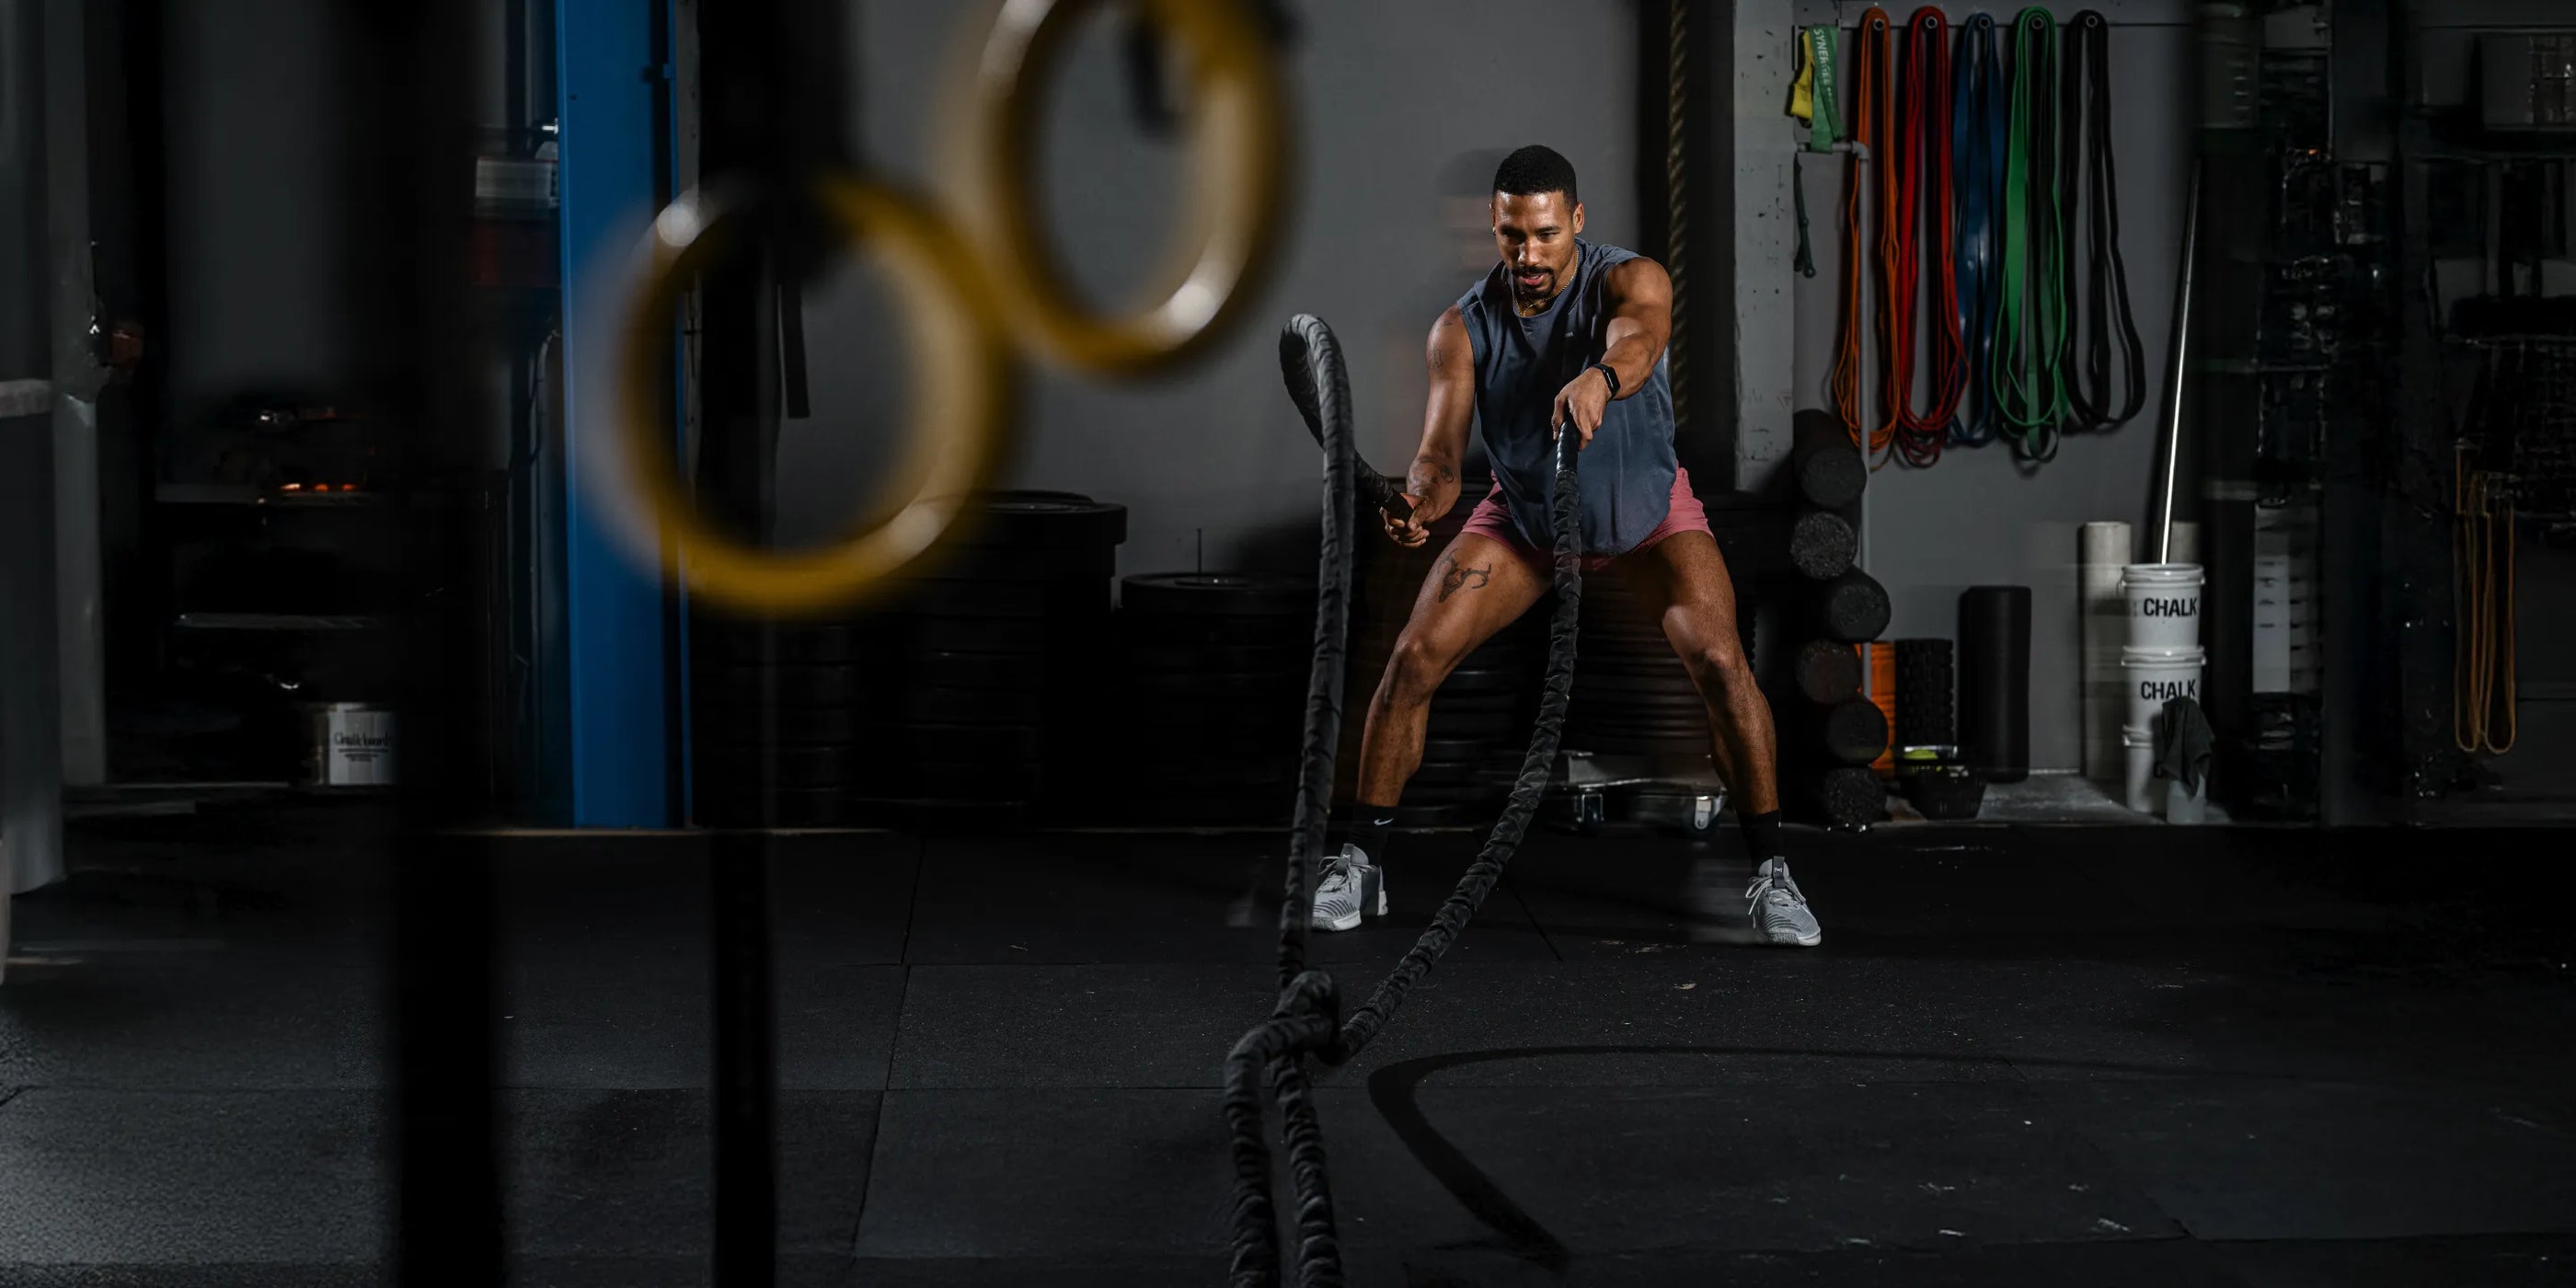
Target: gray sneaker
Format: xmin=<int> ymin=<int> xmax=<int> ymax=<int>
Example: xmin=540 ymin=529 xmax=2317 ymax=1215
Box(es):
xmin=1310 ymin=844 xmax=1386 ymax=933
xmin=1745 ymin=857 xmax=1822 ymax=947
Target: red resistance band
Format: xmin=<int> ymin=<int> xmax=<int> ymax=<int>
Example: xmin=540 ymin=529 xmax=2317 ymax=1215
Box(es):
xmin=1887 ymin=6 xmax=1965 ymax=468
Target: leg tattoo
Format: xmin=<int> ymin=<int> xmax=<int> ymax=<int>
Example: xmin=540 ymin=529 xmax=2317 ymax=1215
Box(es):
xmin=1436 ymin=556 xmax=1491 ymax=604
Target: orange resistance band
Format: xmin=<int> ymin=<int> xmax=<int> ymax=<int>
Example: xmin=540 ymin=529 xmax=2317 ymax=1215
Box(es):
xmin=1832 ymin=8 xmax=1894 ymax=460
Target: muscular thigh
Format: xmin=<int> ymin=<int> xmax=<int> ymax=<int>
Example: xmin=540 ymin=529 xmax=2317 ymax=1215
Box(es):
xmin=1623 ymin=531 xmax=1748 ymax=659
xmin=1395 ymin=533 xmax=1551 ymax=668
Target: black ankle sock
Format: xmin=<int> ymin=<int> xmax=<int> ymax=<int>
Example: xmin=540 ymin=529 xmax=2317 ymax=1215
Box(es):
xmin=1740 ymin=810 xmax=1784 ymax=861
xmin=1342 ymin=803 xmax=1397 ymax=864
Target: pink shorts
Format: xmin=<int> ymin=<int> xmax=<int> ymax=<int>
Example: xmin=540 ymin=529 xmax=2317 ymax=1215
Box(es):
xmin=1455 ymin=465 xmax=1710 ymax=572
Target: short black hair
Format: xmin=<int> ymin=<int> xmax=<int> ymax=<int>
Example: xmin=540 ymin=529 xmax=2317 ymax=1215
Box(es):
xmin=1492 ymin=144 xmax=1578 ymax=206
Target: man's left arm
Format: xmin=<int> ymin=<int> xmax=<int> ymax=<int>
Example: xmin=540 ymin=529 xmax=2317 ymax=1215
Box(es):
xmin=1551 ymin=257 xmax=1673 ymax=446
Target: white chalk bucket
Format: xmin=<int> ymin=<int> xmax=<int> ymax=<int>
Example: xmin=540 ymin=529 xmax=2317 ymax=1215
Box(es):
xmin=2079 ymin=523 xmax=2133 ymax=783
xmin=2122 ymin=563 xmax=2204 ymax=651
xmin=2122 ymin=725 xmax=2157 ymax=813
xmin=2122 ymin=645 xmax=2205 ymax=735
xmin=2166 ymin=776 xmax=2209 ymax=824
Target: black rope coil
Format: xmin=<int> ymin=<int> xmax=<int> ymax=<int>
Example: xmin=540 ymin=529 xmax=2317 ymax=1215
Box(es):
xmin=1224 ymin=315 xmax=1586 ymax=1287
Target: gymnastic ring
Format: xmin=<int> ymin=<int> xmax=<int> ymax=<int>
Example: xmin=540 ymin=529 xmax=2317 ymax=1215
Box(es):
xmin=969 ymin=0 xmax=1288 ymax=374
xmin=611 ymin=178 xmax=1013 ymax=617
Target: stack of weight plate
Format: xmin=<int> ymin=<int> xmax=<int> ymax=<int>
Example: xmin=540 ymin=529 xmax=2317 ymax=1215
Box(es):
xmin=1409 ymin=624 xmax=1541 ymax=819
xmin=856 ymin=491 xmax=1125 ymax=822
xmin=1118 ymin=572 xmax=1317 ymax=826
xmin=693 ymin=618 xmax=874 ymax=828
xmin=1560 ymin=561 xmax=1719 ymax=757
xmin=1337 ymin=473 xmax=1545 ymax=826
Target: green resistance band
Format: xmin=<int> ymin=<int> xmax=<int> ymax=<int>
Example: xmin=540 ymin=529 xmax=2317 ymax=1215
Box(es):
xmin=1991 ymin=6 xmax=2069 ymax=462
xmin=1805 ymin=26 xmax=1841 ymax=153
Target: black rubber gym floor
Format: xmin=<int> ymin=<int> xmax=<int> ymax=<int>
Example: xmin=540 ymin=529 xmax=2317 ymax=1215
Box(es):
xmin=4 ymin=809 xmax=2572 ymax=1285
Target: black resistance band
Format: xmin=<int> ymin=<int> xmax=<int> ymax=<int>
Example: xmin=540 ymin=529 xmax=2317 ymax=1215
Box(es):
xmin=1226 ymin=314 xmax=1584 ymax=1288
xmin=1951 ymin=12 xmax=2007 ymax=447
xmin=2060 ymin=10 xmax=2147 ymax=431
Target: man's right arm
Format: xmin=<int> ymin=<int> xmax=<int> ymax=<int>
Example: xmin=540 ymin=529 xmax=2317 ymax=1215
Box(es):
xmin=1392 ymin=306 xmax=1475 ymax=547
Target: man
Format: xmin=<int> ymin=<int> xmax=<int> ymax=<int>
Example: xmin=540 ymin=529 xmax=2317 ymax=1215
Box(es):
xmin=1313 ymin=145 xmax=1820 ymax=948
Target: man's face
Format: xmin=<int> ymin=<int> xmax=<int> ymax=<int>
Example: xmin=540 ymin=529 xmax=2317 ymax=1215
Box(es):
xmin=1491 ymin=190 xmax=1584 ymax=310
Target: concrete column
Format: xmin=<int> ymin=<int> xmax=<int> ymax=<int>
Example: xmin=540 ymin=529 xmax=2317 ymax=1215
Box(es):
xmin=1730 ymin=0 xmax=1802 ymax=493
xmin=48 ymin=0 xmax=108 ymax=788
xmin=2 ymin=0 xmax=66 ymax=933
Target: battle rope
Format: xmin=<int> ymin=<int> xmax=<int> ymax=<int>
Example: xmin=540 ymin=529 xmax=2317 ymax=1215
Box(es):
xmin=1832 ymin=9 xmax=1893 ymax=458
xmin=1991 ymin=6 xmax=2070 ymax=463
xmin=2059 ymin=11 xmax=2149 ymax=432
xmin=1950 ymin=12 xmax=2009 ymax=448
xmin=1226 ymin=314 xmax=1584 ymax=1288
xmin=1891 ymin=6 xmax=1965 ymax=467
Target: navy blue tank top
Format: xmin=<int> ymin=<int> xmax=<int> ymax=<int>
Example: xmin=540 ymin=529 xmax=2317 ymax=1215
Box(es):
xmin=1457 ymin=239 xmax=1678 ymax=557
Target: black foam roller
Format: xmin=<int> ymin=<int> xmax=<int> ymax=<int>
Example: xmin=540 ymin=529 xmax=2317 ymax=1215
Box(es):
xmin=1788 ymin=510 xmax=1859 ymax=581
xmin=1893 ymin=638 xmax=1956 ymax=747
xmin=1819 ymin=569 xmax=1892 ymax=643
xmin=1794 ymin=639 xmax=1864 ymax=705
xmin=1958 ymin=586 xmax=2031 ymax=784
xmin=1812 ymin=765 xmax=1887 ymax=828
xmin=1793 ymin=411 xmax=1868 ymax=509
xmin=1820 ymin=698 xmax=1891 ymax=765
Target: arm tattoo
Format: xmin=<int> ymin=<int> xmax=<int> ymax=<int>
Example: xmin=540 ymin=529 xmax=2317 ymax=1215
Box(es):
xmin=1436 ymin=555 xmax=1491 ymax=604
xmin=1413 ymin=454 xmax=1456 ymax=485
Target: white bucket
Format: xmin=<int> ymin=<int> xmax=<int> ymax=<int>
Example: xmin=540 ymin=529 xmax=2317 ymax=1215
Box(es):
xmin=2079 ymin=523 xmax=2133 ymax=782
xmin=302 ymin=702 xmax=397 ymax=788
xmin=2122 ymin=726 xmax=2156 ymax=813
xmin=2122 ymin=645 xmax=2204 ymax=735
xmin=2166 ymin=777 xmax=2208 ymax=825
xmin=2122 ymin=563 xmax=2203 ymax=651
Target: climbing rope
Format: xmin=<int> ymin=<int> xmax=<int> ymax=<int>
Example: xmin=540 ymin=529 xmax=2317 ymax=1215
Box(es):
xmin=2454 ymin=443 xmax=2518 ymax=756
xmin=2060 ymin=11 xmax=2149 ymax=432
xmin=1833 ymin=9 xmax=1894 ymax=459
xmin=1890 ymin=6 xmax=1965 ymax=467
xmin=1991 ymin=6 xmax=2069 ymax=463
xmin=1225 ymin=315 xmax=1585 ymax=1288
xmin=1666 ymin=0 xmax=1692 ymax=429
xmin=1950 ymin=12 xmax=2008 ymax=448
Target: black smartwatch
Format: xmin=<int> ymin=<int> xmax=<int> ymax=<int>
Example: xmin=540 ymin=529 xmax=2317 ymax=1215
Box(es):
xmin=1587 ymin=361 xmax=1621 ymax=399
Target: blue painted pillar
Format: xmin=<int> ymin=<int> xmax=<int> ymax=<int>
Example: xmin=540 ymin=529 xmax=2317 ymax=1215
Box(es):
xmin=551 ymin=0 xmax=681 ymax=826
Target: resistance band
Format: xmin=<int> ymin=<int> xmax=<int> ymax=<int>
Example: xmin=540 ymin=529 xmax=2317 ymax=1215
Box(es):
xmin=1832 ymin=9 xmax=1895 ymax=458
xmin=2455 ymin=443 xmax=2519 ymax=756
xmin=1227 ymin=315 xmax=1585 ymax=1286
xmin=1796 ymin=24 xmax=1843 ymax=153
xmin=1951 ymin=13 xmax=2008 ymax=447
xmin=1991 ymin=6 xmax=2070 ymax=463
xmin=2060 ymin=11 xmax=2149 ymax=431
xmin=1791 ymin=26 xmax=1841 ymax=280
xmin=1890 ymin=6 xmax=1965 ymax=467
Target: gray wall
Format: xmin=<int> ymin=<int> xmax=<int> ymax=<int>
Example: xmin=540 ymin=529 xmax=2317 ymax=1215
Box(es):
xmin=777 ymin=0 xmax=1643 ymax=573
xmin=160 ymin=0 xmax=351 ymax=422
xmin=1787 ymin=0 xmax=2196 ymax=772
